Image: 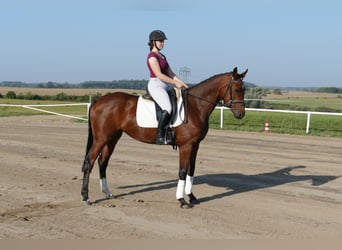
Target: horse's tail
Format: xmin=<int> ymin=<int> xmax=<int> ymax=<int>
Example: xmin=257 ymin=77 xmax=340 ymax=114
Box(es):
xmin=85 ymin=102 xmax=94 ymax=156
xmin=82 ymin=102 xmax=94 ymax=172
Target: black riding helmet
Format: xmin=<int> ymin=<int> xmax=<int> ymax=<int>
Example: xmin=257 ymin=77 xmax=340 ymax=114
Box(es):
xmin=149 ymin=30 xmax=167 ymax=41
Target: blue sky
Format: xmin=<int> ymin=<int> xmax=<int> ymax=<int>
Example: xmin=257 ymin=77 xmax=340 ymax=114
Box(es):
xmin=1 ymin=0 xmax=341 ymax=87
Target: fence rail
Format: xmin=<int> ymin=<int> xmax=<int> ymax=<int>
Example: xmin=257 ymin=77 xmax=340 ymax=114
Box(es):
xmin=216 ymin=107 xmax=342 ymax=133
xmin=1 ymin=103 xmax=341 ymax=134
xmin=0 ymin=103 xmax=89 ymax=121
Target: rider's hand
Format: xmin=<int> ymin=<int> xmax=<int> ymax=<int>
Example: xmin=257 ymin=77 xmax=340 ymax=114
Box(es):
xmin=176 ymin=81 xmax=189 ymax=89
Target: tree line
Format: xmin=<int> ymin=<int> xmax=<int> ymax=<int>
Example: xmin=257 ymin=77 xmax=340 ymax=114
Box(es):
xmin=1 ymin=80 xmax=340 ymax=93
xmin=0 ymin=80 xmax=150 ymax=90
xmin=315 ymin=87 xmax=342 ymax=94
xmin=0 ymin=91 xmax=102 ymax=102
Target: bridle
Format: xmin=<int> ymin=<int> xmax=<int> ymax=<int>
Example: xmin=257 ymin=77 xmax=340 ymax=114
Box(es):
xmin=220 ymin=75 xmax=245 ymax=108
xmin=185 ymin=73 xmax=245 ymax=109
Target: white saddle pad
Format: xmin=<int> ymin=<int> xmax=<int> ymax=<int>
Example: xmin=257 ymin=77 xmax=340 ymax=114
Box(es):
xmin=136 ymin=94 xmax=185 ymax=128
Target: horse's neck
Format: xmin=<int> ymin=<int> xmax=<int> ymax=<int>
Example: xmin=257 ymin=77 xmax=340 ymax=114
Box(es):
xmin=191 ymin=74 xmax=226 ymax=102
xmin=188 ymin=74 xmax=227 ymax=115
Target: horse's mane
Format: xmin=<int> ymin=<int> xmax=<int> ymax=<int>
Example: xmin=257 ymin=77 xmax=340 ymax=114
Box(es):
xmin=189 ymin=72 xmax=229 ymax=90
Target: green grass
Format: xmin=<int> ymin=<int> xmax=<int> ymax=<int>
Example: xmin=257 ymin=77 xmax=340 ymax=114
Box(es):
xmin=209 ymin=109 xmax=342 ymax=137
xmin=0 ymin=99 xmax=87 ymax=117
xmin=290 ymin=97 xmax=342 ymax=110
xmin=265 ymin=96 xmax=342 ymax=112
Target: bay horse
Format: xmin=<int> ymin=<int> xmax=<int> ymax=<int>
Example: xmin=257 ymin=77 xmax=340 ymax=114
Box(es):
xmin=81 ymin=67 xmax=248 ymax=208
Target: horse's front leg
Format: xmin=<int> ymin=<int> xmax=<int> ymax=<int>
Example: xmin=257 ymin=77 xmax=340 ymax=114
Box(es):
xmin=176 ymin=143 xmax=200 ymax=208
xmin=186 ymin=142 xmax=200 ymax=205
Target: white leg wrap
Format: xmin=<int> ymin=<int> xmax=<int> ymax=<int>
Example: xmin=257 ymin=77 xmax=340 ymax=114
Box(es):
xmin=185 ymin=175 xmax=194 ymax=195
xmin=100 ymin=178 xmax=114 ymax=198
xmin=176 ymin=180 xmax=185 ymax=199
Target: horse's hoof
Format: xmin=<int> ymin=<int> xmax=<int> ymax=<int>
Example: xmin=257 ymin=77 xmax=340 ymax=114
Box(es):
xmin=178 ymin=198 xmax=193 ymax=209
xmin=180 ymin=203 xmax=193 ymax=209
xmin=188 ymin=193 xmax=200 ymax=205
xmin=105 ymin=193 xmax=115 ymax=199
xmin=190 ymin=199 xmax=200 ymax=205
xmin=81 ymin=199 xmax=92 ymax=205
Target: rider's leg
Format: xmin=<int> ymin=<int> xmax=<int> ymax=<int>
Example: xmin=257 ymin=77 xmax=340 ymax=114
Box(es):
xmin=155 ymin=110 xmax=170 ymax=144
xmin=147 ymin=78 xmax=172 ymax=144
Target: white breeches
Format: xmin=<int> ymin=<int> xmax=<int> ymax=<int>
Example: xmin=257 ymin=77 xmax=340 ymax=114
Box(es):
xmin=147 ymin=78 xmax=172 ymax=113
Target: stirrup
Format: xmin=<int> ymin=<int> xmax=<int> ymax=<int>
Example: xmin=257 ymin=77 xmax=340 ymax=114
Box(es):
xmin=155 ymin=137 xmax=170 ymax=145
xmin=155 ymin=132 xmax=173 ymax=145
xmin=155 ymin=137 xmax=166 ymax=145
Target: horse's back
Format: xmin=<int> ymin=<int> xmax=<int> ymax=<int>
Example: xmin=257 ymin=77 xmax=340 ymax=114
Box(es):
xmin=90 ymin=92 xmax=138 ymax=126
xmin=93 ymin=92 xmax=138 ymax=110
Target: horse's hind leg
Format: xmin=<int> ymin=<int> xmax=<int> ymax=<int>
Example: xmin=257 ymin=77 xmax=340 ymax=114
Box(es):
xmin=98 ymin=132 xmax=122 ymax=199
xmin=81 ymin=142 xmax=105 ymax=204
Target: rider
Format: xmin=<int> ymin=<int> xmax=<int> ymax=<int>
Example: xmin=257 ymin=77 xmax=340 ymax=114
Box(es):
xmin=147 ymin=30 xmax=188 ymax=145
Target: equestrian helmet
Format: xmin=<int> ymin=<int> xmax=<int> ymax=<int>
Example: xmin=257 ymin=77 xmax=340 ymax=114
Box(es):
xmin=149 ymin=30 xmax=167 ymax=41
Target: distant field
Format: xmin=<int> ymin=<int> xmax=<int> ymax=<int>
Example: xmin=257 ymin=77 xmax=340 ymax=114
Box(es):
xmin=0 ymin=87 xmax=143 ymax=118
xmin=266 ymin=91 xmax=341 ymax=99
xmin=264 ymin=91 xmax=342 ymax=111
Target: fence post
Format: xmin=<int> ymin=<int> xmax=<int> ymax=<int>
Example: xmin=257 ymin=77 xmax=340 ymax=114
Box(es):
xmin=306 ymin=112 xmax=311 ymax=134
xmin=220 ymin=107 xmax=224 ymax=129
xmin=87 ymin=95 xmax=92 ymax=120
xmin=87 ymin=103 xmax=91 ymax=120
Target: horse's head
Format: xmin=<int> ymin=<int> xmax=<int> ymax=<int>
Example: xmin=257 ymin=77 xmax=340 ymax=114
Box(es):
xmin=219 ymin=67 xmax=248 ymax=119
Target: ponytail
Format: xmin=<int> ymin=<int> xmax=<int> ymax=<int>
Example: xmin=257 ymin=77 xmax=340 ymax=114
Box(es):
xmin=148 ymin=41 xmax=154 ymax=51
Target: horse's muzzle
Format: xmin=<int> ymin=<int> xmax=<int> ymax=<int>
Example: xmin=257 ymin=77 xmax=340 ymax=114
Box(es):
xmin=232 ymin=108 xmax=245 ymax=119
xmin=234 ymin=112 xmax=245 ymax=119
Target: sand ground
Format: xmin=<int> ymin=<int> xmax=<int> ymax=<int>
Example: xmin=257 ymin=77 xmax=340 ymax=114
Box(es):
xmin=0 ymin=115 xmax=341 ymax=239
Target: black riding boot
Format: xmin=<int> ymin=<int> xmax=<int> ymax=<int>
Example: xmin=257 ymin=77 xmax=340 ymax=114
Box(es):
xmin=156 ymin=110 xmax=170 ymax=145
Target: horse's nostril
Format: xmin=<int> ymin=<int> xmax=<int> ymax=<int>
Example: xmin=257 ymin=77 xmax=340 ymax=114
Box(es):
xmin=237 ymin=113 xmax=245 ymax=119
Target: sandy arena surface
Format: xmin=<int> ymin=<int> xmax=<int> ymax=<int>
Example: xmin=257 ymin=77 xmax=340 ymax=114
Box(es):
xmin=0 ymin=115 xmax=341 ymax=239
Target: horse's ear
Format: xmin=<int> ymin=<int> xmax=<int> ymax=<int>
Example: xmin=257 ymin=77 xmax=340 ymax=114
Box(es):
xmin=232 ymin=67 xmax=238 ymax=78
xmin=233 ymin=67 xmax=238 ymax=74
xmin=241 ymin=69 xmax=248 ymax=78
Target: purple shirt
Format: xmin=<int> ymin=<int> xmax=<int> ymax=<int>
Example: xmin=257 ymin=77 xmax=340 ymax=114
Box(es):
xmin=147 ymin=51 xmax=170 ymax=78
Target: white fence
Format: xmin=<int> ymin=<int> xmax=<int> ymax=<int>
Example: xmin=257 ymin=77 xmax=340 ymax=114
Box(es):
xmin=0 ymin=103 xmax=89 ymax=121
xmin=216 ymin=107 xmax=342 ymax=133
xmin=1 ymin=103 xmax=341 ymax=134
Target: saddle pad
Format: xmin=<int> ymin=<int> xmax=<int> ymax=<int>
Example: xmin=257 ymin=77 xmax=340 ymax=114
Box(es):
xmin=136 ymin=95 xmax=184 ymax=128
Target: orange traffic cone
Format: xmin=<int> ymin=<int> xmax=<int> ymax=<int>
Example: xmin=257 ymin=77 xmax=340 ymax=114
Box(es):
xmin=264 ymin=120 xmax=270 ymax=132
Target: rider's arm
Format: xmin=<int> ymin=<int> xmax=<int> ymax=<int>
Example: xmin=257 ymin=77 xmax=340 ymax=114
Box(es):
xmin=148 ymin=57 xmax=188 ymax=89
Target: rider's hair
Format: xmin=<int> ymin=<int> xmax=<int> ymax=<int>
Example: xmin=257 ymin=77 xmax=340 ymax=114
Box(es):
xmin=148 ymin=41 xmax=154 ymax=51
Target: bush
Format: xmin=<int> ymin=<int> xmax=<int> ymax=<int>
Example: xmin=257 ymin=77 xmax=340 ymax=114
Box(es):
xmin=314 ymin=106 xmax=338 ymax=113
xmin=6 ymin=91 xmax=17 ymax=99
xmin=273 ymin=89 xmax=282 ymax=95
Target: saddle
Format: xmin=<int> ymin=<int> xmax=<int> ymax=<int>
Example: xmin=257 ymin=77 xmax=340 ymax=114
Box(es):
xmin=142 ymin=88 xmax=179 ymax=125
xmin=137 ymin=88 xmax=187 ymax=149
